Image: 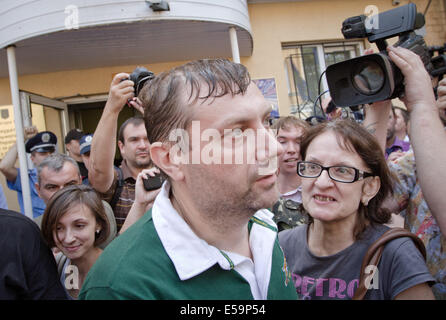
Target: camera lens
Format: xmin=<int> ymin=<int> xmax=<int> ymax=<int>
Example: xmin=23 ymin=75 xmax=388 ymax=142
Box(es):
xmin=352 ymin=61 xmax=385 ymax=95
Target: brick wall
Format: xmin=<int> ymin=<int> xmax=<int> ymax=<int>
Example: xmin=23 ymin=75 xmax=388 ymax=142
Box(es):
xmin=413 ymin=0 xmax=446 ymax=46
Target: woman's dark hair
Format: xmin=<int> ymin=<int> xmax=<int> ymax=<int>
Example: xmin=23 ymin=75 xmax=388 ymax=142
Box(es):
xmin=300 ymin=119 xmax=393 ymax=239
xmin=41 ymin=184 xmax=109 ymax=248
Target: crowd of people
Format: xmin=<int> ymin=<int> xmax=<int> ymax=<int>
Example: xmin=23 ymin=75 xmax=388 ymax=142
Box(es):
xmin=0 ymin=45 xmax=445 ymax=300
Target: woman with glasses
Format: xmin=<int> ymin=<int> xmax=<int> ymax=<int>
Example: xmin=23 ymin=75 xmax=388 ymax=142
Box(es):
xmin=279 ymin=119 xmax=434 ymax=300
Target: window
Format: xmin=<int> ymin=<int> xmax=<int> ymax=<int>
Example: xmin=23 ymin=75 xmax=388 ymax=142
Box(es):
xmin=283 ymin=41 xmax=364 ymax=118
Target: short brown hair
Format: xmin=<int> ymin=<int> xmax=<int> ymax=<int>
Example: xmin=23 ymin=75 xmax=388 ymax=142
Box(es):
xmin=139 ymin=59 xmax=251 ymax=144
xmin=41 ymin=184 xmax=110 ymax=248
xmin=300 ymin=119 xmax=393 ymax=239
xmin=271 ymin=116 xmax=309 ymax=134
xmin=118 ymin=116 xmax=145 ymax=144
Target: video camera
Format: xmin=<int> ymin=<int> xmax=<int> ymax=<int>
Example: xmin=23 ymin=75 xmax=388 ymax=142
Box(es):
xmin=326 ymin=3 xmax=436 ymax=107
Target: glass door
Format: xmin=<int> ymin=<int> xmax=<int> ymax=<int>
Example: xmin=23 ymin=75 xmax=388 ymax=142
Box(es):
xmin=20 ymin=91 xmax=69 ymax=155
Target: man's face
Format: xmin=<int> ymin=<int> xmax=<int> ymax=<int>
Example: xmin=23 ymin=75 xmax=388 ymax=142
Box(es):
xmin=394 ymin=108 xmax=406 ymax=134
xmin=30 ymin=151 xmax=52 ymax=166
xmin=66 ymin=140 xmax=81 ymax=158
xmin=277 ymin=126 xmax=305 ymax=175
xmin=118 ymin=123 xmax=151 ymax=169
xmin=36 ymin=162 xmax=82 ymax=203
xmin=178 ymin=83 xmax=283 ymax=219
xmin=386 ymin=110 xmax=396 ymax=141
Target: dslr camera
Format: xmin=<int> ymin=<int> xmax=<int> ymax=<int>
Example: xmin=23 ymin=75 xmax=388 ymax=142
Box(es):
xmin=125 ymin=67 xmax=163 ymax=191
xmin=128 ymin=66 xmax=155 ymax=97
xmin=326 ymin=3 xmax=435 ymax=107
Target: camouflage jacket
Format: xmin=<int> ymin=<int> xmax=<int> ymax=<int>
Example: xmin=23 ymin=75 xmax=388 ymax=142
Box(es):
xmin=272 ymin=198 xmax=309 ymax=232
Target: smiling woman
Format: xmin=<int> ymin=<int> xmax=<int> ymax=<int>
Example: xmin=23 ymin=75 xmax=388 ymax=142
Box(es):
xmin=40 ymin=184 xmax=110 ymax=299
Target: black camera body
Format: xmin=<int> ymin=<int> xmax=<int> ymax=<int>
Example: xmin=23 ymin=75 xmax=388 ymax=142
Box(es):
xmin=142 ymin=174 xmax=164 ymax=191
xmin=326 ymin=3 xmax=433 ymax=107
xmin=121 ymin=66 xmax=155 ymax=97
xmin=129 ymin=66 xmax=155 ymax=97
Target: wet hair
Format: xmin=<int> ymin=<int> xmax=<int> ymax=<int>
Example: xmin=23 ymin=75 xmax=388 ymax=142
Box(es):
xmin=271 ymin=116 xmax=310 ymax=134
xmin=300 ymin=119 xmax=393 ymax=239
xmin=139 ymin=59 xmax=251 ymax=144
xmin=41 ymin=184 xmax=109 ymax=249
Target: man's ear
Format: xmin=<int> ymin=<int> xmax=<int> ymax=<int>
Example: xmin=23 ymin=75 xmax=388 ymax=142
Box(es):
xmin=117 ymin=140 xmax=124 ymax=154
xmin=361 ymin=176 xmax=381 ymax=206
xmin=35 ymin=182 xmax=41 ymax=199
xmin=150 ymin=142 xmax=185 ymax=181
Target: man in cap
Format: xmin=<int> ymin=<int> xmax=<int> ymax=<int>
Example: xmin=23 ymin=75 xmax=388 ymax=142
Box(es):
xmin=0 ymin=126 xmax=57 ymax=218
xmin=65 ymin=128 xmax=88 ymax=181
xmin=79 ymin=133 xmax=93 ymax=185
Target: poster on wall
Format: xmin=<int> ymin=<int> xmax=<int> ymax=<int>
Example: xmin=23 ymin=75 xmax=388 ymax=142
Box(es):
xmin=252 ymin=78 xmax=279 ymax=118
xmin=0 ymin=105 xmax=16 ymax=160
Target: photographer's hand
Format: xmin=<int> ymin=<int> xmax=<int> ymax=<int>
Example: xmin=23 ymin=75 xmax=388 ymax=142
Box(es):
xmin=436 ymin=78 xmax=446 ymax=122
xmin=24 ymin=125 xmax=38 ymax=141
xmin=128 ymin=97 xmax=144 ymax=115
xmin=387 ymin=46 xmax=435 ymax=112
xmin=388 ymin=45 xmax=446 ymax=236
xmin=135 ymin=167 xmax=161 ymax=209
xmin=105 ymin=73 xmax=135 ymax=114
xmin=89 ymin=73 xmax=134 ymax=193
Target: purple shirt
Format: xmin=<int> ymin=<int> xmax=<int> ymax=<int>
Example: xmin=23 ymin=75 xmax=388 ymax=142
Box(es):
xmin=385 ymin=137 xmax=410 ymax=159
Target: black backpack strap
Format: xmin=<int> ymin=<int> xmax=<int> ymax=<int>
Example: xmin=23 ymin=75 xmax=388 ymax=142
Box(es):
xmin=109 ymin=166 xmax=124 ymax=210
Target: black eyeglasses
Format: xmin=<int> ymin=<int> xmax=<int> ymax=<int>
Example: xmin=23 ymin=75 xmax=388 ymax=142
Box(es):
xmin=297 ymin=161 xmax=374 ymax=183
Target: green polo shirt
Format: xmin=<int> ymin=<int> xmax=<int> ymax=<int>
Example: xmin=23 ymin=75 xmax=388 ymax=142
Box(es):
xmin=79 ymin=209 xmax=297 ymax=300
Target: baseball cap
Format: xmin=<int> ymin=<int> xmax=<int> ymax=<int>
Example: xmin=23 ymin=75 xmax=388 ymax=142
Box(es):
xmin=79 ymin=134 xmax=93 ymax=155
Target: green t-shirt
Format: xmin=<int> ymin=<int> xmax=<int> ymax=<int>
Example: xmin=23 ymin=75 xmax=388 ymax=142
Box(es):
xmin=79 ymin=210 xmax=297 ymax=300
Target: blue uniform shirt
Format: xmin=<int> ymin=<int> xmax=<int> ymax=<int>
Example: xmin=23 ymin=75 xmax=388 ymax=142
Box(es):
xmin=6 ymin=168 xmax=45 ymax=218
xmin=0 ymin=183 xmax=7 ymax=210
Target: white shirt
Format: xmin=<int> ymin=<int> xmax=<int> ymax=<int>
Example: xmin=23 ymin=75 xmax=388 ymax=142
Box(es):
xmin=280 ymin=186 xmax=302 ymax=203
xmin=152 ymin=181 xmax=278 ymax=300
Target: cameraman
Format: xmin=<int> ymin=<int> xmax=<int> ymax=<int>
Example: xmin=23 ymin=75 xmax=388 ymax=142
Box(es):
xmin=88 ymin=73 xmax=154 ymax=231
xmin=366 ymin=46 xmax=446 ymax=299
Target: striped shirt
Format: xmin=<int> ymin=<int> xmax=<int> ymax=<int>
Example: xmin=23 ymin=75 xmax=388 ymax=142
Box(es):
xmin=100 ymin=160 xmax=136 ymax=231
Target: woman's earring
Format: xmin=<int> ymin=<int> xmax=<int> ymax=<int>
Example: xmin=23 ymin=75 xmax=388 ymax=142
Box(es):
xmin=96 ymin=229 xmax=100 ymax=234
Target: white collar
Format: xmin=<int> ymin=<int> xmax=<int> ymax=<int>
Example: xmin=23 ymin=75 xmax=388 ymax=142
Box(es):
xmin=281 ymin=185 xmax=302 ymax=197
xmin=152 ymin=181 xmax=278 ymax=286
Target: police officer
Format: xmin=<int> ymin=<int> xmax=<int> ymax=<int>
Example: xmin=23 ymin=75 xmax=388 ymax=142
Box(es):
xmin=79 ymin=133 xmax=93 ymax=185
xmin=65 ymin=128 xmax=89 ymax=180
xmin=0 ymin=126 xmax=57 ymax=218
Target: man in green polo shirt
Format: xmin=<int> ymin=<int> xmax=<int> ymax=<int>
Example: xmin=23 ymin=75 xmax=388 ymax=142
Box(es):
xmin=79 ymin=59 xmax=298 ymax=300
